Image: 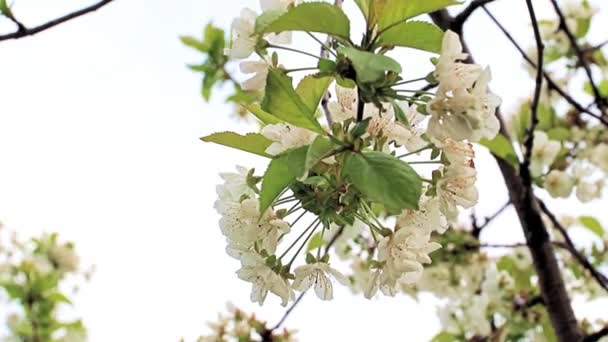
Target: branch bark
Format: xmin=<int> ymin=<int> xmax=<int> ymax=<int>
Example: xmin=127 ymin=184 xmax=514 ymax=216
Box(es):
xmin=481 ymin=6 xmax=608 ymax=127
xmin=429 ymin=9 xmax=583 ymax=342
xmin=0 ymin=0 xmax=115 ymax=42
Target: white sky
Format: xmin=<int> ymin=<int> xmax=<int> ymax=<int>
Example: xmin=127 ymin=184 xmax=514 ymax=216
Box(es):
xmin=0 ymin=0 xmax=606 ymax=341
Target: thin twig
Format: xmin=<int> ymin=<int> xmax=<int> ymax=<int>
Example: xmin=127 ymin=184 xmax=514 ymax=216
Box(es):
xmin=481 ymin=6 xmax=608 ymax=127
xmin=537 ymin=199 xmax=608 ymax=293
xmin=471 ymin=200 xmax=512 ymax=238
xmin=520 ymin=0 xmax=544 ymax=184
xmin=452 ymin=0 xmax=498 ymax=33
xmin=584 ymin=327 xmax=608 ymax=342
xmin=269 ymin=291 xmax=307 ymax=331
xmin=0 ymin=0 xmax=115 ymax=41
xmin=549 ymin=0 xmax=607 ymax=112
xmin=319 ymin=0 xmax=344 ymax=127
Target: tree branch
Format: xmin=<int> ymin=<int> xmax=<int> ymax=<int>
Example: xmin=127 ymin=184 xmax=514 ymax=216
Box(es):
xmin=429 ymin=8 xmax=583 ymax=342
xmin=0 ymin=0 xmax=115 ymax=42
xmin=549 ymin=0 xmax=607 ymax=112
xmin=520 ymin=0 xmax=544 ymax=182
xmin=452 ymin=0 xmax=498 ymax=33
xmin=481 ymin=6 xmax=608 ymax=127
xmin=537 ymin=199 xmax=608 ymax=293
xmin=471 ymin=200 xmax=511 ymax=238
xmin=584 ymin=326 xmax=608 ymax=342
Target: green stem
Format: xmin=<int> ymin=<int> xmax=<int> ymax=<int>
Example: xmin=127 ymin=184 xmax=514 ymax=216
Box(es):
xmin=407 ymin=160 xmax=442 ymax=165
xmin=397 ymin=144 xmax=432 ymax=158
xmin=390 ymin=77 xmax=427 ymax=87
xmin=285 ymin=67 xmax=319 ymax=74
xmin=306 ymin=31 xmax=337 ymax=57
xmin=287 ymin=220 xmax=322 ymax=267
xmin=280 ymin=218 xmax=319 ymax=261
xmin=267 ymin=44 xmax=322 ymax=60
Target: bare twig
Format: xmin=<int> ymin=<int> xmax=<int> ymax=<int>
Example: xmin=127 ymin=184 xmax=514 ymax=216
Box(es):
xmin=520 ymin=0 xmax=544 ymax=184
xmin=269 ymin=291 xmax=307 ymax=332
xmin=584 ymin=327 xmax=608 ymax=342
xmin=549 ymin=0 xmax=607 ymax=112
xmin=0 ymin=0 xmax=114 ymax=42
xmin=471 ymin=200 xmax=512 ymax=238
xmin=537 ymin=199 xmax=608 ymax=293
xmin=430 ymin=8 xmax=583 ymax=342
xmin=481 ymin=6 xmax=608 ymax=127
xmin=452 ymin=0 xmax=498 ymax=33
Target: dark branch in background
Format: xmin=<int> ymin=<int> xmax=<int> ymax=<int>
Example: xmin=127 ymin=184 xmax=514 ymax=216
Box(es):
xmin=319 ymin=0 xmax=344 ymax=127
xmin=537 ymin=199 xmax=608 ymax=293
xmin=520 ymin=0 xmax=544 ymax=182
xmin=481 ymin=6 xmax=608 ymax=127
xmin=471 ymin=200 xmax=511 ymax=238
xmin=451 ymin=0 xmax=498 ymax=33
xmin=549 ymin=0 xmax=607 ymax=113
xmin=584 ymin=326 xmax=608 ymax=342
xmin=430 ymin=6 xmax=583 ymax=341
xmin=0 ymin=0 xmax=114 ymax=42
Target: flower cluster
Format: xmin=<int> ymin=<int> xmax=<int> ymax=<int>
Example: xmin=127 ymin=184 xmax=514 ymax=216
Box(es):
xmin=0 ymin=225 xmax=89 ymax=342
xmin=190 ymin=303 xmax=296 ymax=342
xmin=203 ymin=0 xmax=501 ymax=306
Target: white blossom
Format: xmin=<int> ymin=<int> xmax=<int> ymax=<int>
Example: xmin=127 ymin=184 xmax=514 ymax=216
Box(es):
xmin=259 ymin=0 xmax=295 ymax=44
xmin=367 ymin=227 xmax=441 ymax=298
xmin=292 ymin=262 xmax=348 ymax=300
xmin=590 ymin=143 xmax=608 ymax=173
xmin=529 ymin=131 xmax=560 ymax=177
xmin=545 ymin=170 xmax=574 ymax=198
xmin=398 ymin=196 xmax=448 ymax=234
xmin=433 ymin=137 xmax=475 ymax=165
xmin=49 ymin=244 xmax=80 ymax=273
xmin=261 ymin=123 xmax=316 ymax=156
xmin=226 ymin=8 xmax=258 ymax=59
xmin=216 ymin=166 xmax=255 ymax=202
xmin=328 ymin=84 xmax=357 ymax=122
xmin=434 ymin=30 xmax=482 ymax=92
xmin=236 ymin=253 xmax=292 ymax=306
xmin=240 ymin=59 xmax=269 ymax=91
xmin=436 ymin=164 xmax=478 ymax=221
xmin=576 ymin=180 xmax=603 ymax=203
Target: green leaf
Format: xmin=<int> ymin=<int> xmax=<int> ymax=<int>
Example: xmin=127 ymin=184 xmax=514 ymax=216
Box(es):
xmin=306 ymin=232 xmax=325 ymax=252
xmin=479 ymin=134 xmax=519 ymax=168
xmin=354 ymin=0 xmax=370 ymax=19
xmin=343 ymin=151 xmax=422 ymax=211
xmin=375 ymin=0 xmax=460 ymax=31
xmin=578 ymin=216 xmax=605 ymax=238
xmin=337 ymin=46 xmax=402 ymax=83
xmin=201 ymin=132 xmax=272 ymax=157
xmin=244 ymin=103 xmax=283 ymax=125
xmin=0 ymin=0 xmax=13 ymax=17
xmin=261 ymin=2 xmax=350 ymax=39
xmin=547 ymin=127 xmax=571 ymax=141
xmin=378 ymin=21 xmax=444 ymax=53
xmin=296 ymin=75 xmax=333 ymax=113
xmin=260 ymin=146 xmax=308 ymax=214
xmin=431 ymin=332 xmax=460 ymax=342
xmin=48 ymin=292 xmax=72 ymax=305
xmin=255 ymin=10 xmax=286 ymax=33
xmin=180 ymin=36 xmax=205 ymax=52
xmin=583 ymin=79 xmax=608 ymax=97
xmin=302 ymin=136 xmax=336 ymax=179
xmin=262 ymin=69 xmax=324 ymax=133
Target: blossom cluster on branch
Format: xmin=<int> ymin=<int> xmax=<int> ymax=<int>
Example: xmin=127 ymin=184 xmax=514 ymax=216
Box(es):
xmin=0 ymin=224 xmax=89 ymax=342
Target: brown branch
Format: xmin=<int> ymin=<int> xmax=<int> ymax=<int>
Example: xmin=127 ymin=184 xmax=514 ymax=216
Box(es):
xmin=481 ymin=6 xmax=608 ymax=127
xmin=549 ymin=0 xmax=607 ymax=112
xmin=0 ymin=0 xmax=115 ymax=42
xmin=471 ymin=200 xmax=511 ymax=238
xmin=452 ymin=0 xmax=498 ymax=33
xmin=537 ymin=199 xmax=608 ymax=292
xmin=429 ymin=8 xmax=583 ymax=342
xmin=269 ymin=291 xmax=307 ymax=332
xmin=584 ymin=326 xmax=608 ymax=342
xmin=520 ymin=0 xmax=544 ymax=181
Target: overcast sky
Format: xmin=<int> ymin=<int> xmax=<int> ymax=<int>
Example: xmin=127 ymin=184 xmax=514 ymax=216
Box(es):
xmin=0 ymin=0 xmax=606 ymax=341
